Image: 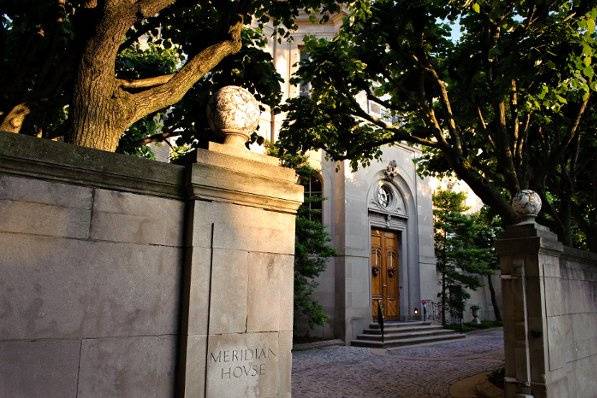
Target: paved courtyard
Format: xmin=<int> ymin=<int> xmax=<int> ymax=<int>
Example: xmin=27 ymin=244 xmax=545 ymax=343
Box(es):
xmin=292 ymin=328 xmax=504 ymax=398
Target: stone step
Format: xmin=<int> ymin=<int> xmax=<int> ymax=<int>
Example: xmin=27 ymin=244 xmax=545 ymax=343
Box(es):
xmin=362 ymin=325 xmax=444 ymax=334
xmin=351 ymin=333 xmax=466 ymax=348
xmin=368 ymin=321 xmax=432 ymax=329
xmin=357 ymin=329 xmax=458 ymax=341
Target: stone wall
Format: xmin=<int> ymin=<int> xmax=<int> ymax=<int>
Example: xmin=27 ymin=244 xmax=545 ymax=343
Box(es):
xmin=496 ymin=223 xmax=597 ymax=398
xmin=543 ymin=247 xmax=597 ymax=397
xmin=461 ymin=275 xmax=503 ymax=323
xmin=0 ymin=133 xmax=302 ymax=397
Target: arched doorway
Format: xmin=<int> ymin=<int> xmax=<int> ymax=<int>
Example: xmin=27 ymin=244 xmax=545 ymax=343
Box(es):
xmin=370 ymin=228 xmax=401 ymax=320
xmin=367 ymin=171 xmax=416 ymax=321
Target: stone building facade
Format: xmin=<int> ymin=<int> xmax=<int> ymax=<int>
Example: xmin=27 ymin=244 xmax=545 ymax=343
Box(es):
xmin=257 ymin=13 xmax=501 ymax=342
xmin=148 ymin=12 xmax=502 ymax=342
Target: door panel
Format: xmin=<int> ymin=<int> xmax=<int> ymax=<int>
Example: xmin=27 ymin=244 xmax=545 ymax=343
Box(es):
xmin=370 ymin=231 xmax=383 ymax=318
xmin=371 ymin=228 xmax=400 ymax=320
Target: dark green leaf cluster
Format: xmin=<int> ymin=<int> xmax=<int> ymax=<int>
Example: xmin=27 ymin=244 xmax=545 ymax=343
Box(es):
xmin=433 ymin=189 xmax=502 ymax=321
xmin=278 ymin=0 xmax=596 ymax=249
xmin=0 ymin=0 xmax=341 ymax=143
xmin=116 ymin=114 xmax=163 ymax=159
xmin=272 ymin=147 xmax=336 ymax=334
xmin=294 ymin=214 xmax=336 ymax=331
xmin=140 ymin=25 xmax=286 ymax=151
xmin=0 ymin=0 xmax=84 ymax=136
xmin=116 ymin=44 xmax=180 ymax=81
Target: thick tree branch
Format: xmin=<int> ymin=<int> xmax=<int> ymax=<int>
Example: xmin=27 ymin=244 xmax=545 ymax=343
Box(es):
xmin=494 ymin=100 xmax=520 ymax=193
xmin=564 ymin=95 xmax=589 ymax=149
xmin=353 ymin=106 xmax=440 ymax=148
xmin=471 ymin=157 xmax=503 ymax=185
xmin=411 ymin=40 xmax=517 ymax=221
xmin=0 ymin=103 xmax=30 ymax=134
xmin=476 ymin=106 xmax=496 ymax=148
xmin=120 ymin=1 xmax=180 ymax=50
xmin=413 ymin=53 xmax=464 ymax=154
xmin=137 ymin=0 xmax=175 ymax=18
xmin=132 ymin=20 xmax=243 ymax=119
xmin=445 ymin=150 xmax=519 ymax=224
xmin=510 ymin=79 xmax=520 ymax=160
xmin=412 ymin=63 xmax=450 ymax=148
xmin=516 ymin=112 xmax=531 ymax=164
xmin=119 ymin=74 xmax=174 ymax=90
xmin=426 ymin=63 xmax=460 ymax=138
xmin=364 ymin=87 xmax=398 ymax=111
xmin=542 ymin=96 xmax=590 ymax=173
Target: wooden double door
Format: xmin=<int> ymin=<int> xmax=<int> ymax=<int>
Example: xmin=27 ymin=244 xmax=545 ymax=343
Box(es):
xmin=370 ymin=228 xmax=400 ymax=320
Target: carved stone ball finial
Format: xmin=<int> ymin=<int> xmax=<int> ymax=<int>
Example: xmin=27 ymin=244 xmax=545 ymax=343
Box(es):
xmin=512 ymin=189 xmax=542 ymax=223
xmin=206 ymin=86 xmax=261 ymax=148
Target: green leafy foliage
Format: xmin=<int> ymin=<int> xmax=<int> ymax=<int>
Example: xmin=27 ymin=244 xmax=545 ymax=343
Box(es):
xmin=116 ymin=43 xmax=180 ymax=80
xmin=0 ymin=0 xmax=341 ymax=141
xmin=294 ymin=214 xmax=335 ymax=332
xmin=433 ymin=189 xmax=501 ymax=324
xmin=168 ymin=144 xmax=193 ymax=162
xmin=278 ymin=0 xmax=597 ymax=250
xmin=116 ymin=114 xmax=163 ymax=159
xmin=160 ymin=26 xmax=286 ymax=152
xmin=444 ymin=320 xmax=503 ymax=333
xmin=113 ymin=25 xmax=287 ymax=155
xmin=272 ymin=147 xmax=336 ymax=335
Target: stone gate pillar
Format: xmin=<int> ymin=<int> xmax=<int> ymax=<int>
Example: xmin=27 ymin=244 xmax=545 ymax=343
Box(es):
xmin=495 ymin=191 xmax=559 ymax=398
xmin=178 ymin=144 xmax=303 ymax=397
xmin=496 ymin=222 xmax=562 ymax=398
xmin=177 ymin=86 xmax=303 ymax=397
xmin=496 ymin=191 xmax=597 ymax=398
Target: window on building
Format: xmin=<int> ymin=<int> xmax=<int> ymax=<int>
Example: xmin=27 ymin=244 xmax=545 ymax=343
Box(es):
xmin=299 ymin=174 xmax=323 ymax=222
xmin=368 ymin=99 xmax=398 ymax=124
xmin=298 ymin=46 xmax=312 ymax=97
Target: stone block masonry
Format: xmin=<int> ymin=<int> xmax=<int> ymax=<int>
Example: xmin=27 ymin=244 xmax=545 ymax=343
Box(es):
xmin=178 ymin=144 xmax=302 ymax=398
xmin=0 ymin=132 xmax=302 ymax=397
xmin=496 ymin=222 xmax=597 ymax=398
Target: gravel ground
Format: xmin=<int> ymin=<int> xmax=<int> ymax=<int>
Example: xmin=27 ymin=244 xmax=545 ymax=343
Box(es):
xmin=292 ymin=328 xmax=504 ymax=398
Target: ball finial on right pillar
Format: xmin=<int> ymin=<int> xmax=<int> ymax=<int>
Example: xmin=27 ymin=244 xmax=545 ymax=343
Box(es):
xmin=512 ymin=190 xmax=542 ymax=223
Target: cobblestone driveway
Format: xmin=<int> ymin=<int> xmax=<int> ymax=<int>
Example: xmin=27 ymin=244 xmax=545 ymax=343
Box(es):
xmin=292 ymin=328 xmax=504 ymax=398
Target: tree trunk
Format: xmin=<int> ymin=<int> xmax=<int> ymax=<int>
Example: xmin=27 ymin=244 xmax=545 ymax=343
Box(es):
xmin=0 ymin=103 xmax=30 ymax=134
xmin=65 ymin=2 xmax=242 ymax=152
xmin=66 ymin=2 xmax=136 ymax=152
xmin=487 ymin=274 xmax=501 ymax=322
xmin=69 ymin=81 xmax=133 ymax=151
xmin=444 ymin=150 xmax=520 ymax=225
xmin=441 ymin=271 xmax=447 ymax=326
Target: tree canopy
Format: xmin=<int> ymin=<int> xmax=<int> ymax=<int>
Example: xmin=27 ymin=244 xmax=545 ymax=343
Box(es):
xmin=278 ymin=0 xmax=596 ymax=249
xmin=433 ymin=189 xmax=502 ymax=324
xmin=0 ymin=0 xmax=339 ymax=151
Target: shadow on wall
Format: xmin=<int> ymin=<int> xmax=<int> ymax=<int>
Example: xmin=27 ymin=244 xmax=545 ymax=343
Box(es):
xmin=0 ymin=132 xmax=303 ymax=397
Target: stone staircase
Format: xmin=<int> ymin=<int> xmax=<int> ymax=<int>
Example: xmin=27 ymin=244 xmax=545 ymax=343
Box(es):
xmin=351 ymin=321 xmax=466 ymax=348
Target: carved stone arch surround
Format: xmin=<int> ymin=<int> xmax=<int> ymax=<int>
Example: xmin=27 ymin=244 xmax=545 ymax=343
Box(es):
xmin=366 ymin=162 xmax=420 ymax=321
